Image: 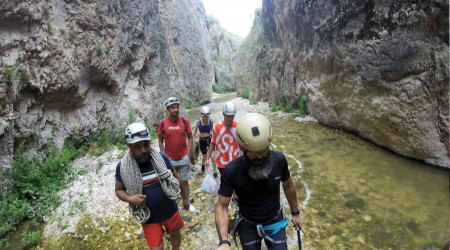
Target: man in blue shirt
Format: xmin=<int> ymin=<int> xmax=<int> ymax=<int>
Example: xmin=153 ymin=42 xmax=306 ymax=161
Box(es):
xmin=115 ymin=122 xmax=189 ymax=250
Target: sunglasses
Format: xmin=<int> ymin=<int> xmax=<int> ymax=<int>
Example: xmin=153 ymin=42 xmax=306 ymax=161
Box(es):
xmin=125 ymin=130 xmax=149 ymax=139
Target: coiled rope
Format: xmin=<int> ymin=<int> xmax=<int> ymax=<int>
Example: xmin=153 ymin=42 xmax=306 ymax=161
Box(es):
xmin=120 ymin=147 xmax=181 ymax=223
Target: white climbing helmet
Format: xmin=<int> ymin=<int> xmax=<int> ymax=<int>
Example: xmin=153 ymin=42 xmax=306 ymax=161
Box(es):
xmin=200 ymin=106 xmax=210 ymax=116
xmin=125 ymin=122 xmax=151 ymax=144
xmin=223 ymin=101 xmax=236 ymax=115
xmin=165 ymin=97 xmax=180 ymax=108
xmin=236 ymin=113 xmax=272 ymax=151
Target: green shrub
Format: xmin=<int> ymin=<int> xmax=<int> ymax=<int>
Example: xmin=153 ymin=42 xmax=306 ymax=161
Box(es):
xmin=212 ymin=83 xmax=226 ymax=94
xmin=127 ymin=109 xmax=136 ymax=124
xmin=144 ymin=117 xmax=158 ymax=139
xmin=4 ymin=67 xmax=15 ymax=82
xmin=185 ymin=97 xmax=194 ymax=109
xmin=19 ymin=67 xmax=29 ymax=80
xmin=95 ymin=43 xmax=104 ymax=56
xmin=241 ymin=89 xmax=250 ymax=99
xmin=216 ymin=68 xmax=234 ymax=86
xmin=69 ymin=30 xmax=76 ymax=39
xmin=1 ymin=128 xmax=127 ymax=244
xmin=21 ymin=229 xmax=42 ymax=248
xmin=0 ymin=195 xmax=29 ymax=238
xmin=270 ymin=105 xmax=280 ymax=112
xmin=297 ymin=95 xmax=308 ymax=117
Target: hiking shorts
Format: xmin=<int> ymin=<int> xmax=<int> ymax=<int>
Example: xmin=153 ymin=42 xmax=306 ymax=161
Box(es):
xmin=199 ymin=135 xmax=212 ymax=155
xmin=238 ymin=214 xmax=287 ymax=250
xmin=142 ymin=211 xmax=184 ymax=247
xmin=170 ymin=155 xmax=191 ymax=180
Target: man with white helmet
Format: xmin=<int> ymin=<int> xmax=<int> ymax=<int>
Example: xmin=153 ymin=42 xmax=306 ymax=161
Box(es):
xmin=192 ymin=106 xmax=216 ymax=176
xmin=214 ymin=113 xmax=303 ymax=250
xmin=205 ymin=101 xmax=241 ymax=177
xmin=158 ymin=97 xmax=195 ymax=210
xmin=115 ymin=122 xmax=189 ymax=250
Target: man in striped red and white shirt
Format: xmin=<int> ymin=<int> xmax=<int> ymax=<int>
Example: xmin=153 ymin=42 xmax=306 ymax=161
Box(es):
xmin=205 ymin=102 xmax=242 ymax=175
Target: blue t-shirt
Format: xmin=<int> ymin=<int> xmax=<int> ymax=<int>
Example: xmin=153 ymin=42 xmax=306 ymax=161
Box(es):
xmin=115 ymin=152 xmax=178 ymax=223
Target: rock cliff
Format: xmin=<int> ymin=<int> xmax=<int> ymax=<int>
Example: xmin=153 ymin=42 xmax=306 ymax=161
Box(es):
xmin=207 ymin=16 xmax=242 ymax=93
xmin=0 ymin=0 xmax=234 ymax=167
xmin=235 ymin=0 xmax=449 ymax=167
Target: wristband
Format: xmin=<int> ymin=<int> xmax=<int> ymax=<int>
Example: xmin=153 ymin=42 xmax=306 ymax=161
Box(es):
xmin=218 ymin=239 xmax=231 ymax=246
xmin=291 ymin=209 xmax=300 ymax=216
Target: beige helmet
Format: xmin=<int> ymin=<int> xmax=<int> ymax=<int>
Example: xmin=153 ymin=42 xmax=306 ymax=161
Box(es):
xmin=236 ymin=113 xmax=272 ymax=151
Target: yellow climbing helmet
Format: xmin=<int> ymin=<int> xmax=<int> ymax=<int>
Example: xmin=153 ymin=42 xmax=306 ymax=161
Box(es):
xmin=236 ymin=113 xmax=272 ymax=151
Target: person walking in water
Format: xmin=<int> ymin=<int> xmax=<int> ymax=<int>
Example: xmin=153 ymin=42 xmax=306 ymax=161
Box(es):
xmin=192 ymin=106 xmax=216 ymax=176
xmin=115 ymin=122 xmax=189 ymax=250
xmin=158 ymin=97 xmax=195 ymax=211
xmin=205 ymin=101 xmax=241 ymax=176
xmin=215 ymin=113 xmax=303 ymax=250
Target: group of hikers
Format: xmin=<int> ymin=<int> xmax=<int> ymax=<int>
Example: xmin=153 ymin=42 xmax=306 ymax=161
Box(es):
xmin=114 ymin=97 xmax=303 ymax=250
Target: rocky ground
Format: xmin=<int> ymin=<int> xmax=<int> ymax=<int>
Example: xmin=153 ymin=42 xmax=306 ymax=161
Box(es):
xmin=40 ymin=97 xmax=316 ymax=249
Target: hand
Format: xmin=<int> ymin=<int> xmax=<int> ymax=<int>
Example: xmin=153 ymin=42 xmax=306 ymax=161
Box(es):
xmin=182 ymin=197 xmax=190 ymax=211
xmin=291 ymin=215 xmax=303 ymax=231
xmin=128 ymin=194 xmax=146 ymax=207
xmin=205 ymin=159 xmax=210 ymax=167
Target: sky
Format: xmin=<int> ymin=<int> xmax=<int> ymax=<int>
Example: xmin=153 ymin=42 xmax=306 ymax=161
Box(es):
xmin=201 ymin=0 xmax=262 ymax=38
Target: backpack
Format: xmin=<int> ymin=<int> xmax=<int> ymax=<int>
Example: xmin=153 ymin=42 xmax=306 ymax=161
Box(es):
xmin=160 ymin=116 xmax=188 ymax=136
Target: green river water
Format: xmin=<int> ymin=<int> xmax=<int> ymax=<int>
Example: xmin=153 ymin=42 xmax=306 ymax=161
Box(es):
xmin=188 ymin=93 xmax=449 ymax=249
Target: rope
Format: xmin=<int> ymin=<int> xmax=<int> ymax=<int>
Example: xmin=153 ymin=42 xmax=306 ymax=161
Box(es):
xmin=120 ymin=147 xmax=181 ymax=223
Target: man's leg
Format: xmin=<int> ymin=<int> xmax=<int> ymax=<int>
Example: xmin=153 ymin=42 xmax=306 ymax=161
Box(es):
xmin=169 ymin=229 xmax=181 ymax=250
xmin=263 ymin=215 xmax=287 ymax=250
xmin=163 ymin=211 xmax=184 ymax=250
xmin=142 ymin=223 xmax=164 ymax=250
xmin=238 ymin=221 xmax=262 ymax=250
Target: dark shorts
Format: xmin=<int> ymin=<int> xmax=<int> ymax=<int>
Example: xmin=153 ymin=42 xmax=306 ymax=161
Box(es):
xmin=199 ymin=135 xmax=211 ymax=155
xmin=238 ymin=214 xmax=287 ymax=250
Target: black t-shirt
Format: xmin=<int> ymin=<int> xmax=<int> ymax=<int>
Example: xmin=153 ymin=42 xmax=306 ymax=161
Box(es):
xmin=115 ymin=152 xmax=178 ymax=223
xmin=219 ymin=150 xmax=290 ymax=223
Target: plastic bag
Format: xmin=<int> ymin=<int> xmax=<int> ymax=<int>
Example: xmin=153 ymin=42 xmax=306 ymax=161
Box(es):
xmin=201 ymin=174 xmax=218 ymax=194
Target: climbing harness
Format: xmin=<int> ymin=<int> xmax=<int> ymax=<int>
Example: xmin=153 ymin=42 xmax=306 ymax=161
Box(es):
xmin=256 ymin=217 xmax=290 ymax=243
xmin=229 ymin=206 xmax=290 ymax=248
xmin=120 ymin=146 xmax=181 ymax=223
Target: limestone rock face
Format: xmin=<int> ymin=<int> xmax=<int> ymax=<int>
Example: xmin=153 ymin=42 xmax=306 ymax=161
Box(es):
xmin=0 ymin=0 xmax=216 ymax=167
xmin=235 ymin=0 xmax=449 ymax=167
xmin=207 ymin=17 xmax=242 ymax=93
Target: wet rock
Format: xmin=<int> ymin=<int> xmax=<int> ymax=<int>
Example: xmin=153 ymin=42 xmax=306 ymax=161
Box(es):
xmin=318 ymin=211 xmax=326 ymax=217
xmin=345 ymin=197 xmax=365 ymax=209
xmin=328 ymin=235 xmax=338 ymax=244
xmin=99 ymin=225 xmax=110 ymax=233
xmin=363 ymin=215 xmax=372 ymax=222
xmin=405 ymin=220 xmax=419 ymax=233
xmin=370 ymin=231 xmax=393 ymax=243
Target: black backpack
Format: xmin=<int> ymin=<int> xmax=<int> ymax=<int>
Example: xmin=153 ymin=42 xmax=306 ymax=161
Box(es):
xmin=160 ymin=116 xmax=188 ymax=136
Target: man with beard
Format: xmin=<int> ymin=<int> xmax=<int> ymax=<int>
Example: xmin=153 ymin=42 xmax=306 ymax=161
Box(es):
xmin=158 ymin=97 xmax=195 ymax=211
xmin=215 ymin=113 xmax=303 ymax=250
xmin=115 ymin=122 xmax=189 ymax=250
